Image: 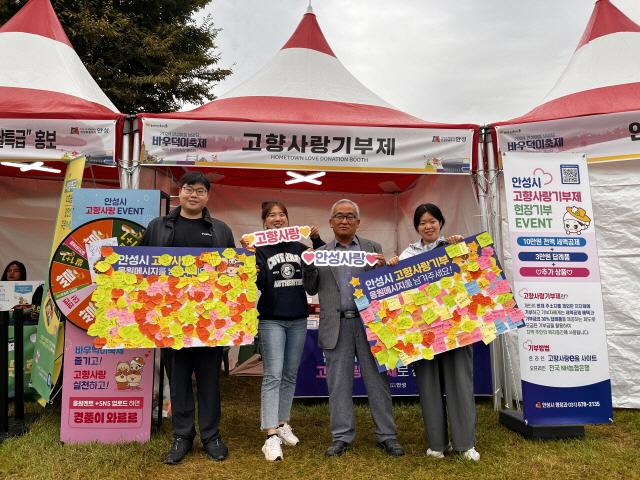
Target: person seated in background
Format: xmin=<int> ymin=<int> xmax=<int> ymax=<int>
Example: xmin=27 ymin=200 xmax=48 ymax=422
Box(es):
xmin=2 ymin=260 xmax=26 ymax=281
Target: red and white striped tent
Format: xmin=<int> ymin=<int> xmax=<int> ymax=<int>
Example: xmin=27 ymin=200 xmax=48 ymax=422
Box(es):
xmin=138 ymin=6 xmax=479 ymax=194
xmin=0 ymin=0 xmax=123 ymax=180
xmin=491 ymin=0 xmax=640 ymax=408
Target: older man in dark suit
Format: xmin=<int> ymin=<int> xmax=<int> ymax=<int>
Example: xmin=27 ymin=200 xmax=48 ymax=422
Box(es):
xmin=303 ymin=199 xmax=404 ymax=458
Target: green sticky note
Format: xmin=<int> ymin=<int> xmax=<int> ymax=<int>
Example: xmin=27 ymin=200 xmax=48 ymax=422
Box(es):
xmin=413 ymin=291 xmax=428 ymax=305
xmin=496 ymin=293 xmax=513 ymax=304
xmin=377 ymin=327 xmax=398 ymax=349
xmin=395 ymin=313 xmax=413 ymax=330
xmin=385 ymin=349 xmax=400 ymax=369
xmin=422 ymin=308 xmax=438 ymax=325
xmin=443 ymin=294 xmax=456 ymax=309
xmin=426 ymin=282 xmax=441 ymax=298
xmin=476 ymin=232 xmax=494 ymax=248
xmin=441 ymin=276 xmax=454 ymax=289
xmin=445 ymin=242 xmax=470 ymax=258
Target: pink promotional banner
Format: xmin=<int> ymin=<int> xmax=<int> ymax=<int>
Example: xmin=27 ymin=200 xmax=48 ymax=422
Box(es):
xmin=60 ymin=322 xmax=154 ymax=444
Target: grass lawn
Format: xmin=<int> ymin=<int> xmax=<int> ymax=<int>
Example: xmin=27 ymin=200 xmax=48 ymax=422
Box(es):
xmin=1 ymin=376 xmax=639 ymax=480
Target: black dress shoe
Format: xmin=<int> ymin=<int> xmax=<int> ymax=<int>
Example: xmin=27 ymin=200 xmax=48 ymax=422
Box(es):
xmin=203 ymin=437 xmax=229 ymax=461
xmin=325 ymin=440 xmax=350 ymax=457
xmin=164 ymin=436 xmax=193 ymax=464
xmin=378 ymin=438 xmax=405 ymax=457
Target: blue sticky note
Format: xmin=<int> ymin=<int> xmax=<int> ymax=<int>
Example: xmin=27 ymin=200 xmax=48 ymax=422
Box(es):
xmin=494 ymin=321 xmax=508 ymax=334
xmin=355 ymin=295 xmax=370 ymax=310
xmin=465 ymin=281 xmax=481 ymax=296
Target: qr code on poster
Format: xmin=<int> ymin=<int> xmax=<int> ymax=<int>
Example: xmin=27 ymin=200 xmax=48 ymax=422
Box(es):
xmin=560 ymin=164 xmax=580 ymax=184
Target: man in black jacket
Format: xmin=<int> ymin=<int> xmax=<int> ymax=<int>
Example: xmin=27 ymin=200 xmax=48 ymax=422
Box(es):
xmin=139 ymin=171 xmax=235 ymax=465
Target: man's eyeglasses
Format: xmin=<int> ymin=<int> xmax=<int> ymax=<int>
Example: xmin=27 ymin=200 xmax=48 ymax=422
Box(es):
xmin=182 ymin=186 xmax=208 ymax=196
xmin=332 ymin=214 xmax=358 ymax=222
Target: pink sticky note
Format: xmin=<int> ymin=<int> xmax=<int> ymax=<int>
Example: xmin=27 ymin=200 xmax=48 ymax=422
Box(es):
xmin=481 ymin=246 xmax=495 ymax=257
xmin=360 ymin=308 xmax=375 ymax=324
xmin=433 ymin=337 xmax=447 ymax=353
xmin=484 ymin=270 xmax=497 ymax=281
xmin=508 ymin=308 xmax=525 ymax=322
xmin=478 ymin=256 xmax=492 ymax=270
xmin=495 ymin=279 xmax=511 ymax=294
xmin=470 ymin=328 xmax=483 ymax=342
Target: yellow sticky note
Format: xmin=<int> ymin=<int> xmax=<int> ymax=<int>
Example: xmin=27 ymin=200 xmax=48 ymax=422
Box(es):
xmin=445 ymin=242 xmax=470 ymax=258
xmin=421 ymin=346 xmax=435 ymax=360
xmin=461 ymin=319 xmax=477 ymax=332
xmin=402 ymin=291 xmax=415 ymax=305
xmin=476 ymin=232 xmax=494 ymax=248
xmin=467 ymin=261 xmax=479 ymax=272
xmin=386 ymin=296 xmax=402 ymax=311
xmin=435 ymin=305 xmax=452 ymax=320
xmin=455 ymin=293 xmax=471 ymax=308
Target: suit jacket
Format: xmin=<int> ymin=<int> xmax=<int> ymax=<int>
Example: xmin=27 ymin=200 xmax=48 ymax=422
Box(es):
xmin=303 ymin=236 xmax=382 ymax=350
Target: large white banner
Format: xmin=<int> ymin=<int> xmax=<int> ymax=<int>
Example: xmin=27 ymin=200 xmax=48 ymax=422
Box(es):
xmin=0 ymin=118 xmax=117 ymax=165
xmin=496 ymin=110 xmax=640 ymax=165
xmin=502 ymin=151 xmax=612 ymax=425
xmin=140 ymin=118 xmax=474 ymax=174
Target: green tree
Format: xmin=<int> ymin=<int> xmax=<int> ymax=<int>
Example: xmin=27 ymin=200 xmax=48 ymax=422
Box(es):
xmin=0 ymin=0 xmax=231 ymax=113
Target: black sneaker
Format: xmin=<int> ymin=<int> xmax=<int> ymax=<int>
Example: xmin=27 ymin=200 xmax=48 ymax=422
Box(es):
xmin=164 ymin=436 xmax=193 ymax=465
xmin=204 ymin=437 xmax=229 ymax=461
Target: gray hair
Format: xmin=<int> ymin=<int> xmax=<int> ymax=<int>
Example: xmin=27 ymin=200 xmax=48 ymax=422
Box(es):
xmin=330 ymin=199 xmax=360 ymax=218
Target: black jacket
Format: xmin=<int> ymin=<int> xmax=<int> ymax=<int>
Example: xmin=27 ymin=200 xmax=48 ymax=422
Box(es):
xmin=255 ymin=236 xmax=325 ymax=321
xmin=139 ymin=206 xmax=235 ymax=248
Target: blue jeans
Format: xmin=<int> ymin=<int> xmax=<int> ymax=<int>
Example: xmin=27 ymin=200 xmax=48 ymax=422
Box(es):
xmin=259 ymin=318 xmax=307 ymax=430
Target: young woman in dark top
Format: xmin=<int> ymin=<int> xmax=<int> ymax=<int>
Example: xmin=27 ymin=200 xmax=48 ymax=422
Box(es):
xmin=243 ymin=201 xmax=323 ymax=461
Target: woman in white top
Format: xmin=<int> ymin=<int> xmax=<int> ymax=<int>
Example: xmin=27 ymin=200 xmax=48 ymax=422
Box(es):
xmin=389 ymin=203 xmax=480 ymax=462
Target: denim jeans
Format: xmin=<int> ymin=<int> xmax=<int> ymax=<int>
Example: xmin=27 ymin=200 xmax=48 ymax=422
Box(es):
xmin=259 ymin=318 xmax=307 ymax=430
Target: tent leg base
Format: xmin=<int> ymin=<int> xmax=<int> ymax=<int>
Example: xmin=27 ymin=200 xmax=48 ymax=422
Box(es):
xmin=499 ymin=409 xmax=585 ymax=440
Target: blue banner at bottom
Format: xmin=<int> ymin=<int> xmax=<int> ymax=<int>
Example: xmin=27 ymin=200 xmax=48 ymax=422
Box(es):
xmin=295 ymin=330 xmax=492 ymax=397
xmin=522 ymin=379 xmax=613 ymax=425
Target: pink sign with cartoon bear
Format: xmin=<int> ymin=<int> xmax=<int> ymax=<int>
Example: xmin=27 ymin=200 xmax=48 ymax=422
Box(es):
xmin=60 ymin=323 xmax=154 ymax=444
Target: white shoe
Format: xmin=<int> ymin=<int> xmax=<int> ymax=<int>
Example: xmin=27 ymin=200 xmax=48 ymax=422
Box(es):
xmin=276 ymin=423 xmax=300 ymax=446
xmin=262 ymin=435 xmax=283 ymax=461
xmin=462 ymin=447 xmax=480 ymax=462
xmin=426 ymin=448 xmax=444 ymax=458
xmin=426 ymin=443 xmax=451 ymax=458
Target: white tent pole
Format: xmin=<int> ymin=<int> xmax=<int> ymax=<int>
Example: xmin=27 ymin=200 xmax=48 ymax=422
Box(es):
xmin=119 ymin=117 xmax=131 ymax=189
xmin=485 ymin=129 xmax=506 ymax=410
xmin=131 ymin=121 xmax=141 ymax=189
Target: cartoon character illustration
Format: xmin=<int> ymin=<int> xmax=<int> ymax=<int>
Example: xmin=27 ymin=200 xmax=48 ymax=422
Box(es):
xmin=225 ymin=258 xmax=239 ymax=276
xmin=127 ymin=356 xmax=145 ymax=389
xmin=115 ymin=361 xmax=130 ymax=390
xmin=563 ymin=206 xmax=591 ymax=235
xmin=424 ymin=156 xmax=443 ymax=170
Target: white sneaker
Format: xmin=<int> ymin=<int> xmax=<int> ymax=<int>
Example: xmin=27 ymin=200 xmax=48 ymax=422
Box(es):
xmin=426 ymin=448 xmax=445 ymax=458
xmin=276 ymin=423 xmax=300 ymax=446
xmin=462 ymin=447 xmax=480 ymax=462
xmin=426 ymin=443 xmax=451 ymax=458
xmin=262 ymin=435 xmax=283 ymax=461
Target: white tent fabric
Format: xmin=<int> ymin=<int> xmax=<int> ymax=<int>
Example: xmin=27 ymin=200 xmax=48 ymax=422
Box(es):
xmin=493 ymin=0 xmax=640 ymax=408
xmin=0 ymin=0 xmax=120 ymax=118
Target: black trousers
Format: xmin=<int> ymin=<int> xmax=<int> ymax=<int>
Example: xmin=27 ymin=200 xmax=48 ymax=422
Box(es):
xmin=166 ymin=346 xmax=223 ymax=443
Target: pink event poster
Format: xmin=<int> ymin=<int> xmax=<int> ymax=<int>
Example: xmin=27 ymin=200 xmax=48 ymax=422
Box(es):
xmin=60 ymin=322 xmax=154 ymax=444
